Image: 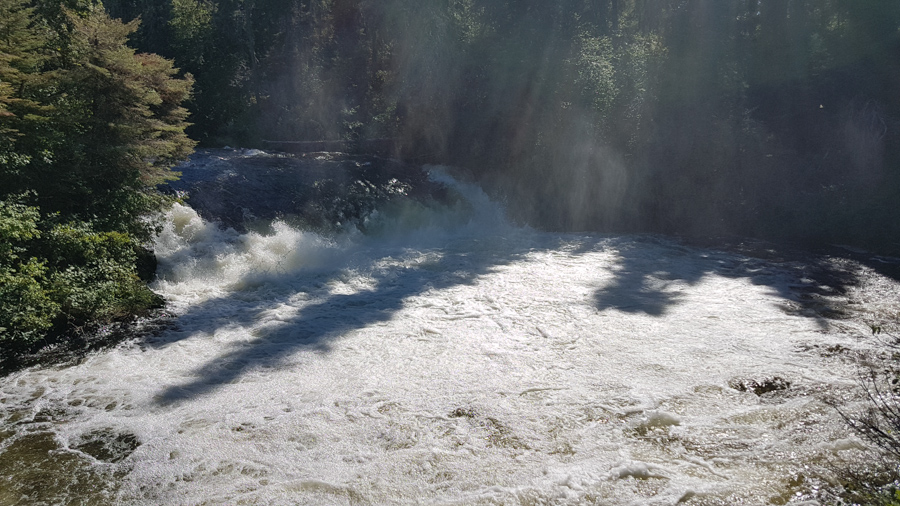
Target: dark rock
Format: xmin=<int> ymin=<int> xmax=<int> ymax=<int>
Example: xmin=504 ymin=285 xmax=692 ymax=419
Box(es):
xmin=449 ymin=407 xmax=477 ymax=418
xmin=161 ymin=149 xmax=457 ymax=234
xmin=729 ymin=376 xmax=791 ymax=396
xmin=73 ymin=429 xmax=140 ymax=463
xmin=134 ymin=245 xmax=158 ymax=282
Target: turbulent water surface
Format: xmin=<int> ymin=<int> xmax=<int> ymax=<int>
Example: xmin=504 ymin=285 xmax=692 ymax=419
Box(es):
xmin=1 ymin=151 xmax=899 ymax=505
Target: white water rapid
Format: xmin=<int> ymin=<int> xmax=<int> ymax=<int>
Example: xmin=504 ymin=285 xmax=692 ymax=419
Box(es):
xmin=0 ymin=166 xmax=896 ymax=505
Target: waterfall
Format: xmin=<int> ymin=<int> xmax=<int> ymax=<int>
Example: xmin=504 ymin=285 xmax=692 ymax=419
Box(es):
xmin=0 ymin=152 xmax=894 ymax=505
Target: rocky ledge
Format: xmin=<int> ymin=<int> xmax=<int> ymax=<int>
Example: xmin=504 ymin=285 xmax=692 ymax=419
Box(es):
xmin=161 ymin=148 xmax=457 ymax=233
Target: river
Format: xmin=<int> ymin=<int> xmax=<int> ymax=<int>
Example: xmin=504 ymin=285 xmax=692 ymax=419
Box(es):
xmin=1 ymin=152 xmax=897 ymax=505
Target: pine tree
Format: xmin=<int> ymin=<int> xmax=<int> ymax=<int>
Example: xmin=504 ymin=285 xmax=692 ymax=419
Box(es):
xmin=0 ymin=2 xmax=194 ymax=359
xmin=0 ymin=0 xmax=52 ymax=194
xmin=42 ymin=5 xmax=195 ymax=237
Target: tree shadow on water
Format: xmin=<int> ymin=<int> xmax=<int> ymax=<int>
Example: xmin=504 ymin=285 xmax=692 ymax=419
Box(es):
xmin=592 ymin=238 xmax=709 ymax=316
xmin=150 ymin=233 xmax=881 ymax=405
xmin=592 ymin=235 xmax=875 ymax=331
xmin=149 ymin=235 xmax=578 ymax=406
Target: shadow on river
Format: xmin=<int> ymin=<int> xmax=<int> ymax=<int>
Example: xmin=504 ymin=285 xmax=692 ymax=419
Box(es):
xmin=147 ymin=228 xmax=879 ymax=405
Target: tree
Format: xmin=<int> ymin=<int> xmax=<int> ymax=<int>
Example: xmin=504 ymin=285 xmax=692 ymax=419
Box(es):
xmin=0 ymin=0 xmax=53 ymax=193
xmin=0 ymin=3 xmax=193 ymax=362
xmin=35 ymin=5 xmax=195 ymax=237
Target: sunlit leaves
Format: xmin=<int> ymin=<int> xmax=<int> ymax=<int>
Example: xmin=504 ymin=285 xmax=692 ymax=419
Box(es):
xmin=0 ymin=1 xmax=191 ymax=356
xmin=48 ymin=5 xmax=194 ymax=234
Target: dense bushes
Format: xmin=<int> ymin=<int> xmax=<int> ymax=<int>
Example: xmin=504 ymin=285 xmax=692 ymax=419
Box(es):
xmin=44 ymin=223 xmax=163 ymax=323
xmin=0 ymin=197 xmax=164 ymax=364
xmin=0 ymin=199 xmax=58 ymax=345
xmin=0 ymin=0 xmax=192 ymax=363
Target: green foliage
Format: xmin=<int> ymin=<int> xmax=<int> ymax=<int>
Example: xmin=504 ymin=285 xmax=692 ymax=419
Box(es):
xmin=0 ymin=259 xmax=58 ymax=344
xmin=0 ymin=0 xmax=52 ymax=193
xmin=41 ymin=220 xmax=164 ymax=326
xmin=0 ymin=199 xmax=58 ymax=345
xmin=50 ymin=258 xmax=163 ymax=325
xmin=2 ymin=3 xmax=193 ymax=234
xmin=571 ymin=35 xmax=618 ymax=117
xmin=0 ymin=2 xmax=191 ymax=362
xmin=170 ymin=0 xmax=215 ymax=48
xmin=0 ymin=196 xmax=164 ymax=358
xmin=0 ymin=196 xmax=40 ymax=257
xmin=45 ymin=223 xmax=138 ymax=270
xmin=44 ymin=6 xmax=194 ymax=234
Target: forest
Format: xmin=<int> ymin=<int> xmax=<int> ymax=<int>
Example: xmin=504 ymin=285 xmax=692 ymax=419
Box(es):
xmin=104 ymin=0 xmax=900 ymax=245
xmin=1 ymin=0 xmax=898 ymax=380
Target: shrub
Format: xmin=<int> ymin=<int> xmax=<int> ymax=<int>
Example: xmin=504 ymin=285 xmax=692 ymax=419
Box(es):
xmin=0 ymin=197 xmax=163 ymax=362
xmin=0 ymin=260 xmax=58 ymax=346
xmin=0 ymin=198 xmax=58 ymax=350
xmin=43 ymin=222 xmax=164 ymax=327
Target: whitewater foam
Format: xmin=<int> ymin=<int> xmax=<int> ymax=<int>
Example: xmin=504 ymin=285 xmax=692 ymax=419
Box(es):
xmin=0 ymin=167 xmax=892 ymax=505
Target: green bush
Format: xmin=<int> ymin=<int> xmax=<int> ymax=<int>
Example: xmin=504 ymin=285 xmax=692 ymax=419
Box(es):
xmin=0 ymin=1 xmax=191 ymax=367
xmin=0 ymin=197 xmax=163 ymax=360
xmin=0 ymin=260 xmax=58 ymax=346
xmin=42 ymin=222 xmax=164 ymax=328
xmin=0 ymin=199 xmax=58 ymax=347
xmin=50 ymin=259 xmax=163 ymax=325
xmin=44 ymin=223 xmax=138 ymax=271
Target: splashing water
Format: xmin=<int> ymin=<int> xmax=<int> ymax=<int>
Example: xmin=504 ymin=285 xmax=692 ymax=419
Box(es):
xmin=0 ymin=165 xmax=894 ymax=505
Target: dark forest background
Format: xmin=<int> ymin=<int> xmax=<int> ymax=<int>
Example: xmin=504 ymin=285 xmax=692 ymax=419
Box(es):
xmin=1 ymin=0 xmax=899 ymax=357
xmin=108 ymin=0 xmax=900 ymax=248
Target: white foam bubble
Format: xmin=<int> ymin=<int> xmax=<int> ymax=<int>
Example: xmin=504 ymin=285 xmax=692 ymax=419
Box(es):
xmin=0 ymin=173 xmax=893 ymax=504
